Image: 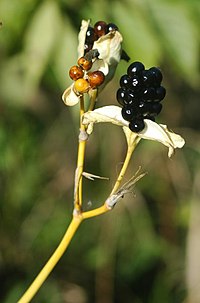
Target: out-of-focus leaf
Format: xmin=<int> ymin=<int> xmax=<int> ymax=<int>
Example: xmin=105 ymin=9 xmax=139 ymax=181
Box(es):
xmin=81 ymin=0 xmax=108 ymax=21
xmin=0 ymin=1 xmax=63 ymax=105
xmin=112 ymin=1 xmax=162 ymax=66
xmin=0 ymin=0 xmax=38 ymax=51
xmin=147 ymin=0 xmax=199 ymax=86
xmin=52 ymin=18 xmax=78 ymax=89
xmin=23 ymin=1 xmax=62 ymax=86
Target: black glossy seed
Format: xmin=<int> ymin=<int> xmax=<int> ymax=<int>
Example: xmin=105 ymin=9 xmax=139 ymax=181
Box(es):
xmin=155 ymin=86 xmax=166 ymax=101
xmin=142 ymin=70 xmax=155 ymax=87
xmin=116 ymin=88 xmax=135 ymax=106
xmin=116 ymin=88 xmax=127 ymax=105
xmin=153 ymin=102 xmax=163 ymax=115
xmin=148 ymin=67 xmax=163 ymax=86
xmin=128 ymin=75 xmax=143 ymax=92
xmin=120 ymin=74 xmax=131 ymax=89
xmin=121 ymin=105 xmax=137 ymax=122
xmin=127 ymin=61 xmax=145 ymax=77
xmin=106 ymin=23 xmax=118 ymax=32
xmin=142 ymin=87 xmax=156 ymax=101
xmin=85 ymin=26 xmax=96 ymax=43
xmin=127 ymin=89 xmax=140 ymax=102
xmin=138 ymin=101 xmax=150 ymax=115
xmin=146 ymin=102 xmax=163 ymax=116
xmin=129 ymin=117 xmax=145 ymax=132
xmin=117 ymin=87 xmax=140 ymax=106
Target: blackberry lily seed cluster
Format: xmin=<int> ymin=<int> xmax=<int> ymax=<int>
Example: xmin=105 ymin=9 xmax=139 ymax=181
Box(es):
xmin=62 ymin=20 xmax=123 ymax=106
xmin=69 ymin=54 xmax=105 ymax=94
xmin=71 ymin=20 xmax=122 ymax=93
xmin=117 ymin=62 xmax=166 ymax=132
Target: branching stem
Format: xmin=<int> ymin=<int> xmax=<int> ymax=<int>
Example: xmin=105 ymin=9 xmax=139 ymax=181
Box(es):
xmin=82 ymin=142 xmax=137 ymax=219
xmin=18 ymin=92 xmax=139 ymax=302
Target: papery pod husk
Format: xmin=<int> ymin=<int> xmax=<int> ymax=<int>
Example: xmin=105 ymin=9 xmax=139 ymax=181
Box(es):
xmin=82 ymin=105 xmax=185 ymax=157
xmin=77 ymin=19 xmax=90 ymax=58
xmin=62 ymin=84 xmax=80 ymax=106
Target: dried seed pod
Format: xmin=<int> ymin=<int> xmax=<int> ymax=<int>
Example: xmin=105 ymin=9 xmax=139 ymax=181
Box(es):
xmin=87 ymin=71 xmax=105 ymax=88
xmin=74 ymin=78 xmax=90 ymax=94
xmin=69 ymin=65 xmax=84 ymax=80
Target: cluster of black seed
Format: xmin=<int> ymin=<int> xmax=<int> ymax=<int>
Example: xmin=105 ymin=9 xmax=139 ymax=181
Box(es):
xmin=116 ymin=61 xmax=166 ymax=132
xmin=84 ymin=21 xmax=118 ymax=55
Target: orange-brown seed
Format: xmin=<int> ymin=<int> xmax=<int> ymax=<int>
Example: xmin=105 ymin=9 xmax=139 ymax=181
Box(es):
xmin=87 ymin=71 xmax=105 ymax=88
xmin=77 ymin=57 xmax=93 ymax=71
xmin=69 ymin=65 xmax=84 ymax=80
xmin=74 ymin=78 xmax=90 ymax=94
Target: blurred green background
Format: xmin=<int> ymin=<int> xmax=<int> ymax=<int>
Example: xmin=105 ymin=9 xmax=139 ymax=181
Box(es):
xmin=0 ymin=0 xmax=200 ymax=302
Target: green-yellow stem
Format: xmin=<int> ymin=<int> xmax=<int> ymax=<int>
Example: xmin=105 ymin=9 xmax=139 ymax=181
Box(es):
xmin=18 ymin=216 xmax=82 ymax=303
xmin=110 ymin=142 xmax=137 ymax=195
xmin=75 ymin=96 xmax=86 ymax=209
xmin=75 ymin=90 xmax=98 ymax=210
xmin=76 ymin=139 xmax=86 ymax=208
xmin=82 ymin=204 xmax=110 ymax=219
